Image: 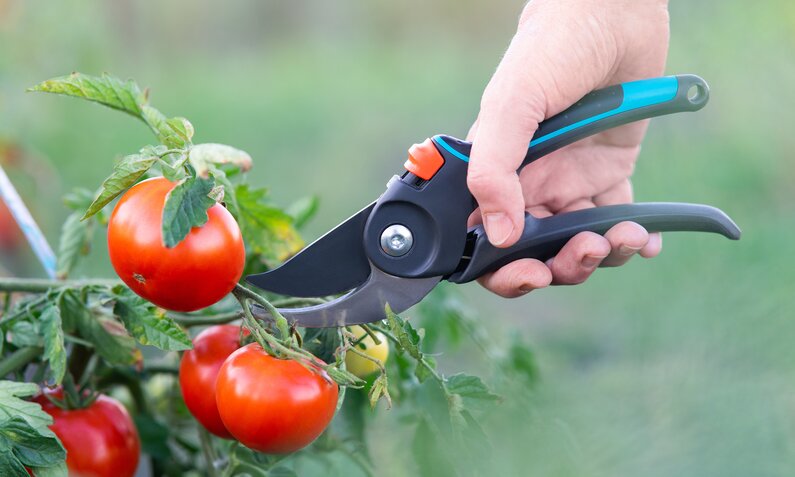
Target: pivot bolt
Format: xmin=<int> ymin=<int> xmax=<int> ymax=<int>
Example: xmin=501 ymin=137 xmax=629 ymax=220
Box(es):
xmin=380 ymin=224 xmax=413 ymax=257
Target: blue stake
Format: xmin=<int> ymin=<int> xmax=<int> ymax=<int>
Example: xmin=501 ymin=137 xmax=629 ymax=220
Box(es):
xmin=0 ymin=165 xmax=56 ymax=278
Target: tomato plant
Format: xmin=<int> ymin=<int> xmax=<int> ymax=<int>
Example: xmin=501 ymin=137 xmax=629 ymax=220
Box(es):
xmin=179 ymin=324 xmax=244 ymax=438
xmin=35 ymin=392 xmax=141 ymax=477
xmin=108 ymin=177 xmax=245 ymax=312
xmin=0 ymin=72 xmax=537 ymax=477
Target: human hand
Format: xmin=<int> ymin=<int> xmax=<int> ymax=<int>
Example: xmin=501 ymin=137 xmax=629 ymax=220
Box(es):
xmin=468 ymin=0 xmax=670 ymax=297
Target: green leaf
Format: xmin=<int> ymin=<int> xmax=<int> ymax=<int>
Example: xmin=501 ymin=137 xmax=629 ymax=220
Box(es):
xmin=445 ymin=374 xmax=500 ymax=411
xmin=503 ymin=338 xmax=539 ymax=385
xmin=40 ymin=305 xmax=66 ymax=385
xmin=28 ymin=72 xmax=144 ymax=118
xmin=165 ymin=117 xmax=194 ymax=145
xmin=0 ymin=417 xmax=65 ymax=468
xmin=189 ymin=143 xmax=252 ymax=178
xmin=62 ymin=188 xmax=94 ymax=212
xmin=29 ymin=462 xmax=67 ymax=477
xmin=385 ymin=305 xmax=422 ymax=360
xmin=0 ymin=382 xmax=54 ymax=435
xmin=59 ymin=291 xmax=138 ymax=365
xmin=112 ymin=286 xmax=192 ymax=351
xmin=161 ymin=175 xmax=216 ymax=248
xmin=30 ymin=72 xmax=190 ymax=149
xmin=29 ymin=463 xmax=67 ymax=477
xmin=7 ymin=321 xmax=40 ymax=347
xmin=414 ymin=356 xmax=436 ymax=384
xmin=82 ymin=150 xmax=159 ymax=220
xmin=286 ymin=196 xmax=319 ymax=229
xmin=232 ymin=184 xmax=303 ymax=264
xmin=56 ymin=212 xmax=93 ymax=279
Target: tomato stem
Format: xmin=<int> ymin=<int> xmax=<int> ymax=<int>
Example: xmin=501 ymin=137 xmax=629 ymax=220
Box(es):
xmin=0 ymin=277 xmax=121 ymax=293
xmin=198 ymin=427 xmax=219 ymax=477
xmin=0 ymin=345 xmax=41 ymax=377
xmin=169 ymin=310 xmax=242 ymax=327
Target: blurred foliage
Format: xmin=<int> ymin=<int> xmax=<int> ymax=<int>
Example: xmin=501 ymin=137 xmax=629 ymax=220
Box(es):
xmin=1 ymin=0 xmax=794 ymax=476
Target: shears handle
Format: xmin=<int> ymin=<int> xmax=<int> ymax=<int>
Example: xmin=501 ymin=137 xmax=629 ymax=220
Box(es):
xmin=430 ymin=74 xmax=709 ymax=170
xmin=447 ymin=202 xmax=741 ymax=283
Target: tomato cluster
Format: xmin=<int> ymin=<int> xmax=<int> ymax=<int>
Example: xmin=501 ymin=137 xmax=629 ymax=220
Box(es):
xmin=179 ymin=326 xmax=339 ymax=454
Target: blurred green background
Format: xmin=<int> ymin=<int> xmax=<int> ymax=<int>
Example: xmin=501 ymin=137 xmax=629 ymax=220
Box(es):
xmin=1 ymin=1 xmax=794 ymax=475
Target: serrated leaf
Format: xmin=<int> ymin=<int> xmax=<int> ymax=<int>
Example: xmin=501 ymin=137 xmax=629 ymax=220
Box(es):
xmin=56 ymin=212 xmax=92 ymax=279
xmin=189 ymin=143 xmax=252 ymax=178
xmin=83 ymin=151 xmax=158 ymax=219
xmin=286 ymin=196 xmax=319 ymax=229
xmin=112 ymin=286 xmax=192 ymax=351
xmin=161 ymin=175 xmax=216 ymax=248
xmin=40 ymin=306 xmax=65 ymax=385
xmin=233 ymin=184 xmax=303 ymax=264
xmin=0 ymin=417 xmax=65 ymax=469
xmin=166 ymin=117 xmax=194 ymax=144
xmin=59 ymin=291 xmax=137 ymax=365
xmin=445 ymin=374 xmax=500 ymax=411
xmin=0 ymin=381 xmax=55 ymax=436
xmin=28 ymin=72 xmax=144 ymax=118
xmin=385 ymin=305 xmax=422 ymax=360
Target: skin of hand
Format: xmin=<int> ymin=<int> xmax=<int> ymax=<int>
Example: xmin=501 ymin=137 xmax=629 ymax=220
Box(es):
xmin=467 ymin=0 xmax=670 ymax=297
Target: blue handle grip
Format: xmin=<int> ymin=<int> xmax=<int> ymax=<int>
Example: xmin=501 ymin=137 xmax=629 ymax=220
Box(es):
xmin=432 ymin=74 xmax=709 ymax=169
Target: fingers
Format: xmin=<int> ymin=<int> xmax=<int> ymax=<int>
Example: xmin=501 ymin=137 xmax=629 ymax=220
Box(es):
xmin=477 ymin=259 xmax=553 ymax=298
xmin=547 ymin=232 xmax=612 ymax=285
xmin=640 ymin=232 xmax=662 ymax=258
xmin=600 ymin=221 xmax=649 ymax=267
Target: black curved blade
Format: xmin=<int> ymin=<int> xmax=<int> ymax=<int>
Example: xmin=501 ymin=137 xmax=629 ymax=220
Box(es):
xmin=250 ymin=262 xmax=442 ymax=327
xmin=246 ymin=202 xmax=375 ymax=297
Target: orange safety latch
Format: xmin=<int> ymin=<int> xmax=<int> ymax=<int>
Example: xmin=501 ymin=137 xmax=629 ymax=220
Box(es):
xmin=404 ymin=138 xmax=444 ymax=180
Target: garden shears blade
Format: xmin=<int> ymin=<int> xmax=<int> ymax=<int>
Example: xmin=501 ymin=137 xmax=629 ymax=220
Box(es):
xmin=247 ymin=74 xmax=741 ymax=328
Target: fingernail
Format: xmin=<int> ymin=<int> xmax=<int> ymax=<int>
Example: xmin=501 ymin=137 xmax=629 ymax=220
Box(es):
xmin=581 ymin=254 xmax=607 ymax=268
xmin=519 ymin=285 xmax=533 ymax=294
xmin=483 ymin=213 xmax=514 ymax=246
xmin=618 ymin=245 xmax=642 ymax=257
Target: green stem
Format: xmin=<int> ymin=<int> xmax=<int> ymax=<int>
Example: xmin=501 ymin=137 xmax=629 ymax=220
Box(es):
xmin=0 ymin=346 xmax=41 ymax=377
xmin=170 ymin=310 xmax=242 ymax=327
xmin=233 ymin=284 xmax=291 ymax=341
xmin=0 ymin=277 xmax=120 ymax=294
xmin=198 ymin=427 xmax=219 ymax=477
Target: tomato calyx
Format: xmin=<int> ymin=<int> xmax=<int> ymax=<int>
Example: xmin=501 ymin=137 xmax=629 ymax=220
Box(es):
xmin=39 ymin=377 xmax=100 ymax=411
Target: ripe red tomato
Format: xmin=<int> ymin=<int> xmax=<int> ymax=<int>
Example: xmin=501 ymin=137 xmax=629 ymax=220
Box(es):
xmin=107 ymin=177 xmax=245 ymax=312
xmin=179 ymin=324 xmax=245 ymax=438
xmin=35 ymin=393 xmax=141 ymax=477
xmin=215 ymin=343 xmax=339 ymax=453
xmin=0 ymin=200 xmax=21 ymax=251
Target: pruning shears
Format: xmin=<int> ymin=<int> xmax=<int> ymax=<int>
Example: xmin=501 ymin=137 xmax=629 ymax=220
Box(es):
xmin=247 ymin=74 xmax=740 ymax=327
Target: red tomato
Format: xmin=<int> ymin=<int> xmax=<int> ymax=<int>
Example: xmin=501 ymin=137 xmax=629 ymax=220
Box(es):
xmin=35 ymin=393 xmax=140 ymax=477
xmin=215 ymin=343 xmax=339 ymax=454
xmin=179 ymin=324 xmax=245 ymax=438
xmin=0 ymin=200 xmax=21 ymax=251
xmin=107 ymin=177 xmax=245 ymax=312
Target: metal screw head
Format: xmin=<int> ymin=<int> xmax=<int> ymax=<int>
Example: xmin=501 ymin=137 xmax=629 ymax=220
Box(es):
xmin=380 ymin=224 xmax=413 ymax=257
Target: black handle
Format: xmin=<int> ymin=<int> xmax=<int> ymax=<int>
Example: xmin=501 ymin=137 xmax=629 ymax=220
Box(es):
xmin=447 ymin=202 xmax=741 ymax=283
xmin=432 ymin=74 xmax=709 ymax=170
